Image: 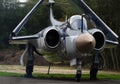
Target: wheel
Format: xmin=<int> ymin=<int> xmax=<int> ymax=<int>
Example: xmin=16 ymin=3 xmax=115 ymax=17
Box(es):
xmin=90 ymin=64 xmax=98 ymax=80
xmin=75 ymin=70 xmax=81 ymax=82
xmin=25 ymin=60 xmax=34 ymax=78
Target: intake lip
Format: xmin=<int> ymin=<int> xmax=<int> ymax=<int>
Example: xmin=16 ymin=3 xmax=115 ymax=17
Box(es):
xmin=88 ymin=29 xmax=106 ymax=51
xmin=93 ymin=31 xmax=105 ymax=50
xmin=45 ymin=29 xmax=61 ymax=49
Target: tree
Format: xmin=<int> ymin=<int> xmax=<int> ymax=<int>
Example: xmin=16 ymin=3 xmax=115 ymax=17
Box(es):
xmin=85 ymin=0 xmax=120 ymax=70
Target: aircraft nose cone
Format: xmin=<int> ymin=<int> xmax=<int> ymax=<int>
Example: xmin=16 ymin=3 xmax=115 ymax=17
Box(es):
xmin=76 ymin=33 xmax=96 ymax=53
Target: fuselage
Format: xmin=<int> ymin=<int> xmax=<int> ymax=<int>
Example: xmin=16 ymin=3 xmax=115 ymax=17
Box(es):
xmin=29 ymin=15 xmax=105 ymax=64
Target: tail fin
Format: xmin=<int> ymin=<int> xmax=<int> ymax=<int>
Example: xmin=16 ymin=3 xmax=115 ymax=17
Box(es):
xmin=49 ymin=0 xmax=55 ymax=5
xmin=49 ymin=0 xmax=64 ymax=26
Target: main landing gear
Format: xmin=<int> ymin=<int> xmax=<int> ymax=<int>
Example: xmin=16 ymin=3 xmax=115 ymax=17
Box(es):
xmin=24 ymin=44 xmax=43 ymax=78
xmin=75 ymin=52 xmax=103 ymax=81
xmin=24 ymin=44 xmax=34 ymax=78
xmin=90 ymin=52 xmax=101 ymax=80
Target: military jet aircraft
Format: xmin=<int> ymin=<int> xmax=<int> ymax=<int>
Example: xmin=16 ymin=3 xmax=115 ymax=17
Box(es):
xmin=9 ymin=0 xmax=119 ymax=82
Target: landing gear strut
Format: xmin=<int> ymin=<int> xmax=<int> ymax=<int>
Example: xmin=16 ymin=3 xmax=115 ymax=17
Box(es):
xmin=90 ymin=52 xmax=100 ymax=80
xmin=75 ymin=58 xmax=82 ymax=82
xmin=24 ymin=44 xmax=34 ymax=78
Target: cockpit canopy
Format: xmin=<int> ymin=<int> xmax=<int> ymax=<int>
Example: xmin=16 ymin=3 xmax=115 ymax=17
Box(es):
xmin=68 ymin=15 xmax=87 ymax=31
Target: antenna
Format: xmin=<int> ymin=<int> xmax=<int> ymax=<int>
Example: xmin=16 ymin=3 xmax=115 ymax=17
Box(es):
xmin=81 ymin=14 xmax=85 ymax=33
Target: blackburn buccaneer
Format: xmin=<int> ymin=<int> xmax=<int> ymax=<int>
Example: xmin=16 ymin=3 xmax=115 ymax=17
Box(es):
xmin=9 ymin=0 xmax=118 ymax=82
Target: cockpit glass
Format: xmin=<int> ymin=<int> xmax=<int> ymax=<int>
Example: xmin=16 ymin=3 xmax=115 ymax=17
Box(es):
xmin=71 ymin=19 xmax=82 ymax=30
xmin=69 ymin=16 xmax=87 ymax=30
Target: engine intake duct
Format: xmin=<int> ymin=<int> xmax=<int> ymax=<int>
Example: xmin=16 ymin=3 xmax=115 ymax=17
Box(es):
xmin=89 ymin=29 xmax=105 ymax=51
xmin=45 ymin=29 xmax=60 ymax=49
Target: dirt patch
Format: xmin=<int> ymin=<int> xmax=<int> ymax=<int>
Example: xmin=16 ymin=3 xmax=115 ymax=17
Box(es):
xmin=0 ymin=65 xmax=120 ymax=75
xmin=0 ymin=65 xmax=76 ymax=74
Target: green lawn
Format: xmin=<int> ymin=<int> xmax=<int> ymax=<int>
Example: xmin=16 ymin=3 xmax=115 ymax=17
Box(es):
xmin=0 ymin=71 xmax=120 ymax=80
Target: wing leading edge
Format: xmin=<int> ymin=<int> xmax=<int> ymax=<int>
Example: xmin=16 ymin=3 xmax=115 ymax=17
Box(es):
xmin=9 ymin=35 xmax=39 ymax=44
xmin=11 ymin=0 xmax=43 ymax=37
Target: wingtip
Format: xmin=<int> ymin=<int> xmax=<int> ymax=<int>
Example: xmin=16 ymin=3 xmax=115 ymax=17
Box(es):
xmin=9 ymin=32 xmax=16 ymax=40
xmin=106 ymin=40 xmax=119 ymax=45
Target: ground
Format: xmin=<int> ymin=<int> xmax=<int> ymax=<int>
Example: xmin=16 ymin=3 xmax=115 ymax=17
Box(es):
xmin=0 ymin=50 xmax=120 ymax=84
xmin=0 ymin=76 xmax=120 ymax=84
xmin=0 ymin=65 xmax=120 ymax=84
xmin=0 ymin=65 xmax=76 ymax=74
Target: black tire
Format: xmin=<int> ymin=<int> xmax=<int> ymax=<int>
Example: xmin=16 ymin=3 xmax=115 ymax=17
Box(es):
xmin=90 ymin=64 xmax=98 ymax=80
xmin=25 ymin=60 xmax=34 ymax=78
xmin=75 ymin=74 xmax=81 ymax=82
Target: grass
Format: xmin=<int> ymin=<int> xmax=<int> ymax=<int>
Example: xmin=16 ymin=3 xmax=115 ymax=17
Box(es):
xmin=0 ymin=71 xmax=120 ymax=80
xmin=0 ymin=65 xmax=120 ymax=80
xmin=33 ymin=73 xmax=75 ymax=80
xmin=97 ymin=74 xmax=120 ymax=80
xmin=0 ymin=72 xmax=23 ymax=77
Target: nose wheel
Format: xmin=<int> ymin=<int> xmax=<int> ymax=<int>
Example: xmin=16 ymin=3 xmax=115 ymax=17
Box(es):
xmin=75 ymin=58 xmax=82 ymax=82
xmin=75 ymin=70 xmax=82 ymax=82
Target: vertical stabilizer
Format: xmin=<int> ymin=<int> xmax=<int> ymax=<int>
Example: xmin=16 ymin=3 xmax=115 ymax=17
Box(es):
xmin=49 ymin=0 xmax=64 ymax=26
xmin=49 ymin=0 xmax=55 ymax=4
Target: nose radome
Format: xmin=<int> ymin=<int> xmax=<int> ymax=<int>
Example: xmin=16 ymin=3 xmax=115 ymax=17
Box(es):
xmin=76 ymin=33 xmax=96 ymax=53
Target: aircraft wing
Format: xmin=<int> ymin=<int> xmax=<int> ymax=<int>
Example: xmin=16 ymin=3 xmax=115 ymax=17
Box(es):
xmin=11 ymin=0 xmax=43 ymax=36
xmin=9 ymin=0 xmax=43 ymax=45
xmin=72 ymin=0 xmax=118 ymax=42
xmin=9 ymin=34 xmax=39 ymax=44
